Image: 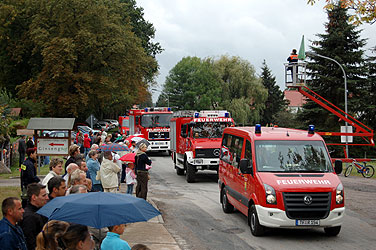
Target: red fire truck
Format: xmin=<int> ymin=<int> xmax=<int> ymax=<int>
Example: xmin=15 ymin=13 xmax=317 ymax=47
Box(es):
xmin=128 ymin=107 xmax=173 ymax=152
xmin=118 ymin=116 xmax=130 ymax=135
xmin=170 ymin=110 xmax=235 ymax=183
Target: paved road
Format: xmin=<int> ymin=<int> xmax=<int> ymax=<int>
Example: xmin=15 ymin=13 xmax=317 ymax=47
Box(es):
xmin=148 ymin=153 xmax=376 ymax=250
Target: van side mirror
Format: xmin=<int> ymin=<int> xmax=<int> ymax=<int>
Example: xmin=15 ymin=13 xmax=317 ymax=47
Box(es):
xmin=239 ymin=158 xmax=252 ymax=175
xmin=334 ymin=160 xmax=343 ymax=175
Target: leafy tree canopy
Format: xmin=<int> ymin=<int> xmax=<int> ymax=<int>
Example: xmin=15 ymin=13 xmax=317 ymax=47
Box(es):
xmin=308 ymin=0 xmax=376 ymax=24
xmin=161 ymin=55 xmax=267 ymax=125
xmin=0 ymin=0 xmax=161 ymax=119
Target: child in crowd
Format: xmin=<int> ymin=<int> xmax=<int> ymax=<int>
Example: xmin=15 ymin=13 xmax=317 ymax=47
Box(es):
xmin=101 ymin=224 xmax=130 ymax=250
xmin=126 ymin=163 xmax=136 ymax=195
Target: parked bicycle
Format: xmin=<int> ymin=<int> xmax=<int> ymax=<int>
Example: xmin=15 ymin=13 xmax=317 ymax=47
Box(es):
xmin=344 ymin=159 xmax=375 ymax=178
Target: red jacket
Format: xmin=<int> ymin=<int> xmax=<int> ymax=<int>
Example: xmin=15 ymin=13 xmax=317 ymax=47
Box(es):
xmin=84 ymin=135 xmax=91 ymax=148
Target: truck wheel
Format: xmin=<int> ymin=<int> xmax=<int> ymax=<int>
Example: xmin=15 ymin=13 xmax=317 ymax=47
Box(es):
xmin=185 ymin=162 xmax=195 ymax=183
xmin=176 ymin=167 xmax=184 ymax=176
xmin=324 ymin=226 xmax=341 ymax=236
xmin=248 ymin=205 xmax=265 ymax=236
xmin=221 ymin=188 xmax=234 ymax=213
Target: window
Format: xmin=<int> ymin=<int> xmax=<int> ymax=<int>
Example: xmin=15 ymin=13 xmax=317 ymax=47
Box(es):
xmin=221 ymin=134 xmax=244 ymax=168
xmin=181 ymin=124 xmax=187 ymax=138
xmin=230 ymin=136 xmax=244 ymax=168
xmin=221 ymin=134 xmax=231 ymax=163
xmin=244 ymin=140 xmax=253 ymax=170
xmin=255 ymin=140 xmax=332 ymax=173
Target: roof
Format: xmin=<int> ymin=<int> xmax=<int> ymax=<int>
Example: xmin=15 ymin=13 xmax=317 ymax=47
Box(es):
xmin=16 ymin=129 xmax=34 ymax=136
xmin=27 ymin=118 xmax=75 ymax=130
xmin=10 ymin=108 xmax=21 ymax=116
xmin=224 ymin=126 xmax=323 ymax=141
xmin=284 ymin=90 xmax=307 ymax=107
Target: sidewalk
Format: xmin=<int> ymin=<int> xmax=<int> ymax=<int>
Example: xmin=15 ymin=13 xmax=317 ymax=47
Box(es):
xmin=118 ymin=183 xmax=181 ymax=249
xmin=120 ymin=197 xmax=181 ymax=250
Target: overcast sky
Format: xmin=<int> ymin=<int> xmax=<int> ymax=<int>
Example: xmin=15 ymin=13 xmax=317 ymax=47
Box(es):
xmin=136 ymin=0 xmax=376 ymax=103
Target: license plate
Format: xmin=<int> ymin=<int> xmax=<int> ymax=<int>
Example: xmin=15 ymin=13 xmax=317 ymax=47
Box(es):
xmin=296 ymin=220 xmax=320 ymax=226
xmin=153 ymin=142 xmax=164 ymax=145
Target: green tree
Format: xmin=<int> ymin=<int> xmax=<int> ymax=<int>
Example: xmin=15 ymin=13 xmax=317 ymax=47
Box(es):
xmin=0 ymin=0 xmax=161 ymax=119
xmin=259 ymin=60 xmax=286 ymax=125
xmin=214 ymin=55 xmax=267 ymax=125
xmin=362 ymin=47 xmax=376 ymax=131
xmin=308 ymin=0 xmax=376 ymax=24
xmin=0 ymin=0 xmax=40 ymax=96
xmin=163 ymin=56 xmax=221 ymax=110
xmin=298 ymin=3 xmax=369 ymax=156
xmin=119 ymin=0 xmax=162 ymax=82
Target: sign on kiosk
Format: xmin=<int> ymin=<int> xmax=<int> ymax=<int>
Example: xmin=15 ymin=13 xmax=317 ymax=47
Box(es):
xmin=37 ymin=138 xmax=69 ymax=155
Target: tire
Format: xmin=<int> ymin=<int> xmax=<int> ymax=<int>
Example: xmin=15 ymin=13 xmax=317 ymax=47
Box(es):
xmin=176 ymin=166 xmax=184 ymax=175
xmin=362 ymin=165 xmax=375 ymax=178
xmin=344 ymin=165 xmax=353 ymax=177
xmin=221 ymin=188 xmax=234 ymax=213
xmin=248 ymin=205 xmax=265 ymax=236
xmin=185 ymin=161 xmax=195 ymax=183
xmin=324 ymin=226 xmax=341 ymax=236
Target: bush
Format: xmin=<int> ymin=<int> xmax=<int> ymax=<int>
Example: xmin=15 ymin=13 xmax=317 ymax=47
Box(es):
xmin=8 ymin=119 xmax=29 ymax=137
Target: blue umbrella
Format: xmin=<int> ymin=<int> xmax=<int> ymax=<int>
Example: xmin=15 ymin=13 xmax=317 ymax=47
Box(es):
xmin=98 ymin=143 xmax=129 ymax=152
xmin=37 ymin=192 xmax=161 ymax=228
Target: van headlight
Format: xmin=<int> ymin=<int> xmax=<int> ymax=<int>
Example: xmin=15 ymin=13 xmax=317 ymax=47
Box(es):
xmin=194 ymin=159 xmax=203 ymax=165
xmin=264 ymin=184 xmax=277 ymax=205
xmin=336 ymin=183 xmax=344 ymax=204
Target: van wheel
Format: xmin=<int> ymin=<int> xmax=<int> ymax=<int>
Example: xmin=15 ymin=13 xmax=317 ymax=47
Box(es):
xmin=221 ymin=188 xmax=234 ymax=213
xmin=324 ymin=226 xmax=341 ymax=236
xmin=185 ymin=162 xmax=195 ymax=183
xmin=248 ymin=205 xmax=265 ymax=236
xmin=176 ymin=167 xmax=184 ymax=176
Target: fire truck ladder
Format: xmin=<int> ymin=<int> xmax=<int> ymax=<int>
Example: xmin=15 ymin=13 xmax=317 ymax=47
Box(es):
xmin=297 ymin=85 xmax=374 ymax=148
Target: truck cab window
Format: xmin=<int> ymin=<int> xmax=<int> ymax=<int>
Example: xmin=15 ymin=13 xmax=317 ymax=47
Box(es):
xmin=245 ymin=140 xmax=253 ymax=168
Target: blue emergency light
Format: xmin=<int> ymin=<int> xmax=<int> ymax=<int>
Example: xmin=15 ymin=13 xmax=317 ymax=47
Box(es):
xmin=255 ymin=124 xmax=261 ymax=134
xmin=308 ymin=125 xmax=315 ymax=134
xmin=144 ymin=108 xmax=148 ymax=112
xmin=168 ymin=107 xmax=171 ymax=111
xmin=194 ymin=112 xmax=199 ymax=118
xmin=225 ymin=112 xmax=229 ymax=118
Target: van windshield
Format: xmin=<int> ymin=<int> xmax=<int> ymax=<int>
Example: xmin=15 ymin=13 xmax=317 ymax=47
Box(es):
xmin=193 ymin=122 xmax=233 ymax=138
xmin=141 ymin=114 xmax=172 ymax=128
xmin=255 ymin=141 xmax=332 ymax=173
xmin=122 ymin=119 xmax=129 ymax=127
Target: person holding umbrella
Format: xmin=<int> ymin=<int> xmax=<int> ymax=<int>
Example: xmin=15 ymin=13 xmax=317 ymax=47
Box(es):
xmin=134 ymin=143 xmax=152 ymax=200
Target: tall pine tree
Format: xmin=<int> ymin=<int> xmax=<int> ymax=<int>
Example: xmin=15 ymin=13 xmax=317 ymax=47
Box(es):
xmin=298 ymin=2 xmax=368 ymax=134
xmin=260 ymin=60 xmax=286 ymax=125
xmin=362 ymin=47 xmax=376 ymax=131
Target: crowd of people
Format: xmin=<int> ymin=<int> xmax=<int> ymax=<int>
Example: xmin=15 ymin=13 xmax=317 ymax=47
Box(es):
xmin=0 ymin=132 xmax=154 ymax=250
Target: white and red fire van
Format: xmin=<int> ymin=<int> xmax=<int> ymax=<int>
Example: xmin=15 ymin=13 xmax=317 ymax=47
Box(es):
xmin=129 ymin=107 xmax=173 ymax=152
xmin=170 ymin=110 xmax=235 ymax=183
xmin=218 ymin=125 xmax=344 ymax=236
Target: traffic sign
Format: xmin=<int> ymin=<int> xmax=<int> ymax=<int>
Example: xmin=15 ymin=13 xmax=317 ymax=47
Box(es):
xmin=37 ymin=138 xmax=69 ymax=155
xmin=86 ymin=114 xmax=98 ymax=128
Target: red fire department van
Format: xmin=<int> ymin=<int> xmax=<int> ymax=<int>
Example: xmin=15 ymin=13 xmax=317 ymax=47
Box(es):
xmin=218 ymin=125 xmax=344 ymax=236
xmin=129 ymin=107 xmax=173 ymax=152
xmin=118 ymin=116 xmax=130 ymax=135
xmin=170 ymin=110 xmax=235 ymax=183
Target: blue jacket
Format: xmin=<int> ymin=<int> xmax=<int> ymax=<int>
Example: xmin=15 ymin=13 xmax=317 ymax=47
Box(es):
xmin=101 ymin=232 xmax=130 ymax=250
xmin=21 ymin=157 xmax=40 ymax=189
xmin=0 ymin=217 xmax=27 ymax=250
xmin=87 ymin=158 xmax=101 ymax=185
